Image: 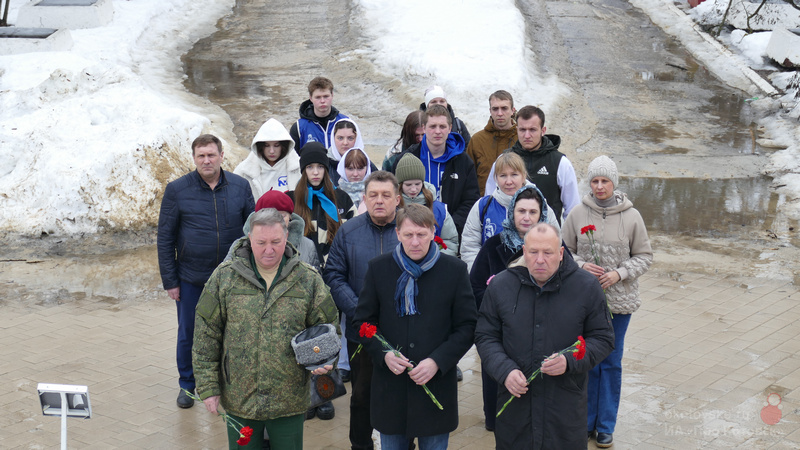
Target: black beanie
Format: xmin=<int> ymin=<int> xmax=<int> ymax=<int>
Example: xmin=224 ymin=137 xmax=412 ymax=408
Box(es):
xmin=299 ymin=142 xmax=330 ymax=172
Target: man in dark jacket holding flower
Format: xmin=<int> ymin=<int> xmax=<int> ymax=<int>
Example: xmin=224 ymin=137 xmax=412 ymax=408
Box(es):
xmin=323 ymin=171 xmax=402 ymax=450
xmin=475 ymin=223 xmax=614 ymax=449
xmin=354 ymin=203 xmax=477 ymax=449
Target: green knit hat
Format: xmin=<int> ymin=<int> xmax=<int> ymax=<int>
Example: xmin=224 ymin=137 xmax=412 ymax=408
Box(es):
xmin=395 ymin=153 xmax=426 ymax=184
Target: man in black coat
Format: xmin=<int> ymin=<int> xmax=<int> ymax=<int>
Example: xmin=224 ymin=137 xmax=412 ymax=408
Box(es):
xmin=475 ymin=223 xmax=614 ymax=449
xmin=323 ymin=171 xmax=402 ymax=449
xmin=354 ymin=203 xmax=477 ymax=449
xmin=157 ymin=134 xmax=255 ymax=409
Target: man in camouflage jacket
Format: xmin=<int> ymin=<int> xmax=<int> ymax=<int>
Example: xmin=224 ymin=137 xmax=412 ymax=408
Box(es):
xmin=193 ymin=209 xmax=338 ymax=448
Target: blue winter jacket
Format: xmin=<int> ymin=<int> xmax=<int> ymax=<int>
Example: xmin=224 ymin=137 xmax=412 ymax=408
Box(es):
xmin=323 ymin=212 xmax=399 ymax=342
xmin=157 ymin=170 xmax=255 ymax=289
xmin=289 ymin=100 xmax=349 ymax=151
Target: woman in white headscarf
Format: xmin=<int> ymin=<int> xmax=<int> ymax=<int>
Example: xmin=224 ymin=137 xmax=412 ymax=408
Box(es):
xmin=336 ymin=147 xmax=373 ymax=213
xmin=326 ymin=118 xmax=376 ymax=186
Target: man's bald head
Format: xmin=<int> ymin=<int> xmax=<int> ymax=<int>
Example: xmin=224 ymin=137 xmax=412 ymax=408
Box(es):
xmin=523 ymin=223 xmax=564 ymax=286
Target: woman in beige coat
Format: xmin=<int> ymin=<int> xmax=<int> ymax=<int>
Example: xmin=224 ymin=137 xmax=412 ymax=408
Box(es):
xmin=562 ymin=155 xmax=653 ymax=448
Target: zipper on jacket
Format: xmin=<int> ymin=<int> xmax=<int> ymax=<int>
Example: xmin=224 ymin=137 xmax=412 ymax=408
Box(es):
xmin=213 ymin=190 xmax=220 ymax=263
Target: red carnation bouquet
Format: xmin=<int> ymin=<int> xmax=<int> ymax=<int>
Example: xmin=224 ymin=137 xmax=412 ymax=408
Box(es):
xmin=581 ymin=224 xmax=613 ymax=317
xmin=496 ymin=336 xmax=586 ymax=417
xmin=434 ymin=236 xmax=447 ymax=251
xmin=359 ymin=322 xmax=444 ymax=410
xmin=182 ymin=390 xmax=254 ymax=445
xmin=580 ymin=225 xmax=600 ymax=265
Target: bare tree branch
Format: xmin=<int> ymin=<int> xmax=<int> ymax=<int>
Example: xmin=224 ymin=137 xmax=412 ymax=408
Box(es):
xmin=783 ymin=0 xmax=800 ymax=12
xmin=1 ymin=0 xmax=10 ymax=27
xmin=716 ymin=0 xmax=735 ymax=36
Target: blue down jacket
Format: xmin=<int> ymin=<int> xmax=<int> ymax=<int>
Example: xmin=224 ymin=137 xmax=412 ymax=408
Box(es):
xmin=158 ymin=170 xmax=255 ymax=288
xmin=323 ymin=212 xmax=399 ymax=342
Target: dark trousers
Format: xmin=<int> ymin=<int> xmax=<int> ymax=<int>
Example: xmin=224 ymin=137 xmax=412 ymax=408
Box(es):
xmin=176 ymin=280 xmax=204 ymax=391
xmin=348 ymin=340 xmax=374 ymax=450
xmin=481 ymin=365 xmax=497 ymax=430
xmin=226 ymin=413 xmax=304 ymax=450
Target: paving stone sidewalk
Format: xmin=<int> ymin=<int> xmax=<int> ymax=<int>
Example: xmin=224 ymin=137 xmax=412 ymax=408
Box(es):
xmin=0 ymin=268 xmax=798 ymax=449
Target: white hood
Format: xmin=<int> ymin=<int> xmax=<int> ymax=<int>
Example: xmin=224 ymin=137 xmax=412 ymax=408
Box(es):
xmin=327 ymin=118 xmax=365 ymax=161
xmin=336 ymin=147 xmax=373 ymax=182
xmin=250 ymin=118 xmax=295 ymax=155
xmin=234 ymin=118 xmax=301 ymax=197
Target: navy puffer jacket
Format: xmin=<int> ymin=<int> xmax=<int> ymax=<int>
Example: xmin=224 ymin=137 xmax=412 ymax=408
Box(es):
xmin=323 ymin=212 xmax=399 ymax=342
xmin=158 ymin=170 xmax=255 ymax=288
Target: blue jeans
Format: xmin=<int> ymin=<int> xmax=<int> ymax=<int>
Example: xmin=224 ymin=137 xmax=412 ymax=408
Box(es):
xmin=176 ymin=281 xmax=204 ymax=391
xmin=587 ymin=313 xmax=631 ymax=434
xmin=380 ymin=433 xmax=449 ymax=450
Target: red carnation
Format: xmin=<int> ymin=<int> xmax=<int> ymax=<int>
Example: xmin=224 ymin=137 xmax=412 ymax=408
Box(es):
xmin=573 ymin=335 xmax=586 ymax=360
xmin=359 ymin=322 xmax=377 ymax=339
xmin=580 ymin=225 xmax=596 ymax=235
xmin=240 ymin=426 xmax=253 ymax=438
xmin=434 ymin=236 xmax=447 ymax=250
xmin=237 ymin=435 xmax=251 ymax=446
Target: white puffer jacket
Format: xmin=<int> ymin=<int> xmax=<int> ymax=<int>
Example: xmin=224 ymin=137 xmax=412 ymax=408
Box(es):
xmin=235 ymin=118 xmax=301 ymax=198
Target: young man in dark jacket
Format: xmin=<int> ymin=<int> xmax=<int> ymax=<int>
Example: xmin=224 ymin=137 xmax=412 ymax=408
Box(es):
xmin=484 ymin=106 xmax=580 ymax=224
xmin=392 ymin=104 xmax=480 ymax=237
xmin=475 ymin=223 xmax=614 ymax=449
xmin=290 ymin=76 xmax=349 ymax=152
xmin=323 ymin=171 xmax=401 ymax=450
xmin=157 ymin=134 xmax=255 ymax=408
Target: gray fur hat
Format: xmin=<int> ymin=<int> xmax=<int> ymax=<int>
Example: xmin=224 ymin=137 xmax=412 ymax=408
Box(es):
xmin=291 ymin=324 xmax=340 ymax=369
xmin=587 ymin=155 xmax=619 ymax=188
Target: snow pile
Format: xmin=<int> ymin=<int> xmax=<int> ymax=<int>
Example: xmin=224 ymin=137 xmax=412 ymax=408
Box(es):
xmin=0 ymin=0 xmax=234 ymax=235
xmin=351 ymin=0 xmax=568 ymax=131
xmin=689 ymin=0 xmax=800 ymax=31
xmin=727 ymin=30 xmax=773 ymax=68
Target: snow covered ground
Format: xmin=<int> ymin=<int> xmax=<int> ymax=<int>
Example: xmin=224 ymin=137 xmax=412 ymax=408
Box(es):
xmin=0 ymin=0 xmax=236 ymax=234
xmin=0 ymin=0 xmax=798 ymax=235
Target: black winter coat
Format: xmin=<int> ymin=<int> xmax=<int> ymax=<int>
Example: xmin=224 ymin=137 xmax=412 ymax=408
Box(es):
xmin=469 ymin=234 xmax=518 ymax=310
xmin=475 ymin=251 xmax=614 ymax=450
xmin=470 ymin=236 xmax=573 ymax=310
xmin=354 ymin=251 xmax=477 ymax=438
xmin=392 ymin=144 xmax=480 ymax=236
xmin=157 ymin=170 xmax=254 ymax=288
xmin=323 ymin=213 xmax=399 ymax=342
xmin=507 ymin=135 xmax=566 ymax=220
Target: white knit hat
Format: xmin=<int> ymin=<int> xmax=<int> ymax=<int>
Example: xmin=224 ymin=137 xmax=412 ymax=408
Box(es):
xmin=587 ymin=155 xmax=619 ymax=188
xmin=424 ymin=85 xmax=447 ymax=105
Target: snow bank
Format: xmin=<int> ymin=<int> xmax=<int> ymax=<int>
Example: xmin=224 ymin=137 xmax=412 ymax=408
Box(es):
xmin=0 ymin=0 xmax=235 ymax=235
xmin=728 ymin=30 xmax=773 ymax=68
xmin=351 ymin=0 xmax=568 ymax=132
xmin=630 ymin=0 xmax=774 ymax=95
xmin=690 ymin=0 xmax=800 ymax=31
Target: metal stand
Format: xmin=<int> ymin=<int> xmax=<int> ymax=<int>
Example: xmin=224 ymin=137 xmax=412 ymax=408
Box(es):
xmin=60 ymin=393 xmax=68 ymax=450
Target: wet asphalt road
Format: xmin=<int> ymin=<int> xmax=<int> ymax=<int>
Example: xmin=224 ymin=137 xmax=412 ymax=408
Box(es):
xmin=181 ymin=0 xmax=789 ymax=240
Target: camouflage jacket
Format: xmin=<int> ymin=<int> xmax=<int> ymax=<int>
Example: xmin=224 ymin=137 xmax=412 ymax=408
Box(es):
xmin=192 ymin=238 xmax=338 ymax=420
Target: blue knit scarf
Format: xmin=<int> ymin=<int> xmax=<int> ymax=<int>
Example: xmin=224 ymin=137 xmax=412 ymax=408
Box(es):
xmin=392 ymin=242 xmax=440 ymax=317
xmin=307 ymin=185 xmax=339 ymax=222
